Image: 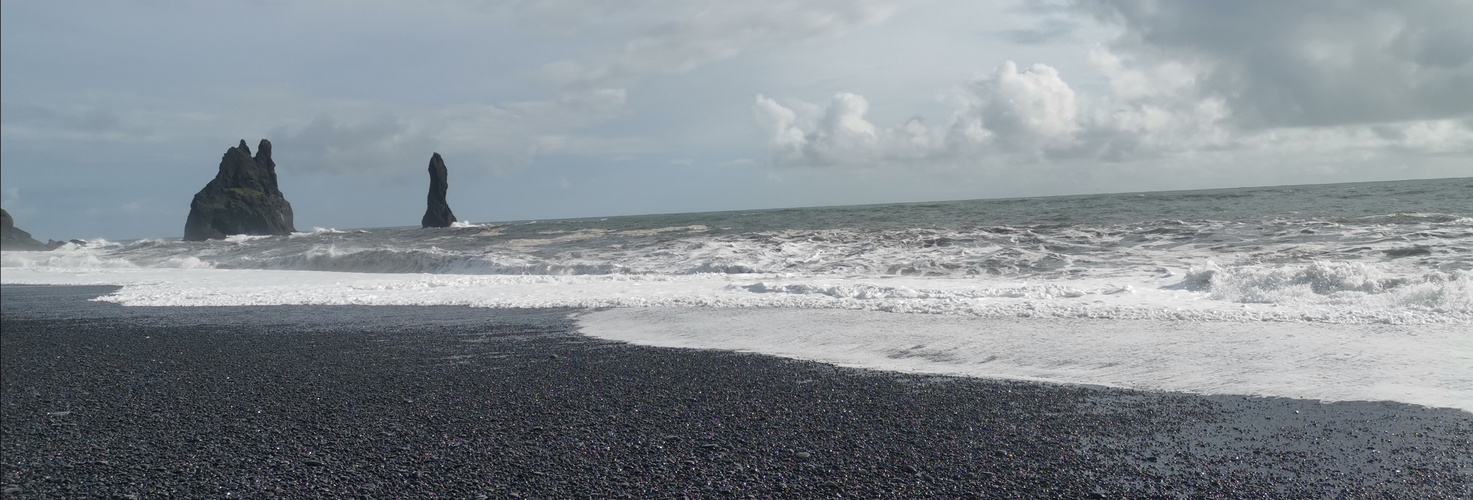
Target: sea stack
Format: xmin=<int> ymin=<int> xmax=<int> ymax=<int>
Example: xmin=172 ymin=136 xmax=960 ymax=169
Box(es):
xmin=420 ymin=152 xmax=457 ymax=228
xmin=182 ymin=139 xmax=296 ymax=241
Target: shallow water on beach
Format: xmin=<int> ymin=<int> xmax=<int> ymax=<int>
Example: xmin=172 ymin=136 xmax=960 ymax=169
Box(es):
xmin=4 ymin=178 xmax=1472 ymax=410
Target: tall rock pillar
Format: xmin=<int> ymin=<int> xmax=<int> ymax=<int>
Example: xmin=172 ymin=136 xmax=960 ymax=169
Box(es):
xmin=421 ymin=153 xmax=457 ymax=228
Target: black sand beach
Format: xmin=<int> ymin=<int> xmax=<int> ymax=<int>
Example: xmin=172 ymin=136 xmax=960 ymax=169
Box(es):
xmin=2 ymin=285 xmax=1469 ymax=498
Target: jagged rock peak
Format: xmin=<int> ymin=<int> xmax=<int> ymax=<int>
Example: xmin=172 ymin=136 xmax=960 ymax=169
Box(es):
xmin=256 ymin=139 xmax=273 ymax=165
xmin=421 ymin=152 xmax=457 ymax=228
xmin=183 ymin=138 xmax=296 ymax=241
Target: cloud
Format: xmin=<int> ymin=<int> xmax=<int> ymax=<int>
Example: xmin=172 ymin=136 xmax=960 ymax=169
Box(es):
xmin=1071 ymin=0 xmax=1473 ymax=128
xmin=0 ymin=102 xmax=151 ymax=141
xmin=752 ymin=95 xmax=810 ymax=165
xmin=270 ymin=115 xmax=440 ymax=175
xmin=1072 ymin=47 xmax=1233 ymax=160
xmin=752 ymin=1 xmax=1473 ymax=171
xmin=500 ymin=89 xmax=629 ymax=128
xmin=970 ymin=61 xmax=1079 ymax=152
xmin=753 ymin=52 xmax=1472 ymax=170
xmin=535 ymin=0 xmax=916 ymax=89
xmin=753 ymin=60 xmax=1087 ymax=167
xmin=1392 ymin=118 xmax=1473 ymax=154
xmin=801 ymin=93 xmax=882 ymax=164
xmin=1000 ymin=18 xmax=1078 ymax=44
xmin=754 ymin=93 xmax=884 ymax=167
xmin=257 ymin=88 xmax=632 ymax=175
xmin=5 ymin=0 xmax=927 ymax=184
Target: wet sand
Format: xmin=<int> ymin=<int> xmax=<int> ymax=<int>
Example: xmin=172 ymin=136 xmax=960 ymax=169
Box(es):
xmin=2 ymin=285 xmax=1469 ymax=498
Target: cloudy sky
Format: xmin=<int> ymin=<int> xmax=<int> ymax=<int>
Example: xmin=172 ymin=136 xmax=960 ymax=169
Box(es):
xmin=3 ymin=0 xmax=1470 ymax=240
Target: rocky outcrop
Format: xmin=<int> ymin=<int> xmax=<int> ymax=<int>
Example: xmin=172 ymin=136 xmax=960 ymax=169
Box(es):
xmin=183 ymin=139 xmax=296 ymax=241
xmin=420 ymin=153 xmax=457 ymax=228
xmin=1 ymin=209 xmax=64 ymax=251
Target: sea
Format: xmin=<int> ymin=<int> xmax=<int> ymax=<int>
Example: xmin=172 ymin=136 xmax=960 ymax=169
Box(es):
xmin=4 ymin=178 xmax=1471 ymax=411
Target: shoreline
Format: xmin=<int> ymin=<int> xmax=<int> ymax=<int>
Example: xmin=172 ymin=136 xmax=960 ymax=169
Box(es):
xmin=2 ymin=285 xmax=1469 ymax=498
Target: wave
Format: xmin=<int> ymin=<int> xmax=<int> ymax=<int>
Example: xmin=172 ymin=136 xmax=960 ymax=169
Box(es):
xmin=290 ymin=227 xmax=348 ymax=237
xmin=225 ymin=246 xmax=638 ymax=275
xmin=1 ymin=243 xmax=215 ymax=270
xmin=1335 ymin=212 xmax=1470 ymax=226
xmin=7 ymin=255 xmax=1469 ymax=325
xmin=9 ymin=214 xmax=1470 ymax=282
xmin=738 ymin=281 xmax=1126 ymax=300
xmin=6 ymin=180 xmax=1470 ymax=330
xmin=1172 ymin=260 xmax=1471 ymax=313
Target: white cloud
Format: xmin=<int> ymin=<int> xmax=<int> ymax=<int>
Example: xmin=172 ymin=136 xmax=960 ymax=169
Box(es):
xmin=1073 ymin=47 xmax=1233 ymax=160
xmin=805 ymin=93 xmax=881 ymax=164
xmin=969 ymin=61 xmax=1079 ymax=152
xmin=752 ymin=95 xmax=810 ymax=165
xmin=753 ymin=60 xmax=1087 ymax=167
xmin=752 ymin=1 xmax=1473 ymax=171
xmin=753 ymin=53 xmax=1472 ymax=171
xmin=1394 ymin=119 xmax=1473 ymax=154
xmin=756 ymin=92 xmax=905 ymax=168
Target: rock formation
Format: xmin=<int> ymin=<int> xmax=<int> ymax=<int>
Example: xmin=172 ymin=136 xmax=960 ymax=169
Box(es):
xmin=1 ymin=209 xmax=64 ymax=251
xmin=420 ymin=153 xmax=457 ymax=228
xmin=183 ymin=139 xmax=296 ymax=241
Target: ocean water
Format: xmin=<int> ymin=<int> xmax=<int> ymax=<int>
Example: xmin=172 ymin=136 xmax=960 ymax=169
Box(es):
xmin=4 ymin=178 xmax=1471 ymax=410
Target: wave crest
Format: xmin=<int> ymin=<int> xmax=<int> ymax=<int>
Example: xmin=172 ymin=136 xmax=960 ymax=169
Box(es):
xmin=1175 ymin=261 xmax=1470 ymax=313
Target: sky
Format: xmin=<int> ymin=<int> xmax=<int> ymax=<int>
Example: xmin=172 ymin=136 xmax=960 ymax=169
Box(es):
xmin=3 ymin=0 xmax=1471 ymax=241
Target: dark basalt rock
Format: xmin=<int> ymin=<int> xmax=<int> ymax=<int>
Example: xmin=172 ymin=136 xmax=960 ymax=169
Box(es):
xmin=183 ymin=139 xmax=296 ymax=241
xmin=1 ymin=209 xmax=64 ymax=251
xmin=420 ymin=153 xmax=457 ymax=228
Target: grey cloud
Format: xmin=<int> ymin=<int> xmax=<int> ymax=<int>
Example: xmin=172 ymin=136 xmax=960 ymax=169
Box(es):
xmin=1000 ymin=19 xmax=1078 ymax=44
xmin=1396 ymin=24 xmax=1473 ymax=68
xmin=271 ymin=115 xmax=442 ymax=175
xmin=264 ymin=88 xmax=635 ymax=176
xmin=1009 ymin=0 xmax=1074 ymax=16
xmin=535 ymin=0 xmax=915 ymax=89
xmin=0 ymin=102 xmax=142 ymax=138
xmin=1071 ymin=0 xmax=1473 ymax=128
xmin=501 ymin=89 xmax=628 ymax=127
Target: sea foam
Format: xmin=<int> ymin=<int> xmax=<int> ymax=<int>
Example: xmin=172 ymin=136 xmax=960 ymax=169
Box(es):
xmin=579 ymin=307 xmax=1473 ymax=412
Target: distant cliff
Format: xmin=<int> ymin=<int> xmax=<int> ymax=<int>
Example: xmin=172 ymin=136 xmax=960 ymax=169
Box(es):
xmin=421 ymin=153 xmax=457 ymax=228
xmin=1 ymin=209 xmax=64 ymax=251
xmin=183 ymin=139 xmax=296 ymax=241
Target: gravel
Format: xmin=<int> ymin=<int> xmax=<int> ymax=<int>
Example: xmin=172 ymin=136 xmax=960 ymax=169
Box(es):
xmin=3 ymin=285 xmax=1469 ymax=498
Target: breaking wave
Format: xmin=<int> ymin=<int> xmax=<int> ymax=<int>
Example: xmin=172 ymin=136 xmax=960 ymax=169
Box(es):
xmin=1173 ymin=261 xmax=1471 ymax=314
xmin=5 ymin=178 xmax=1470 ymax=324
